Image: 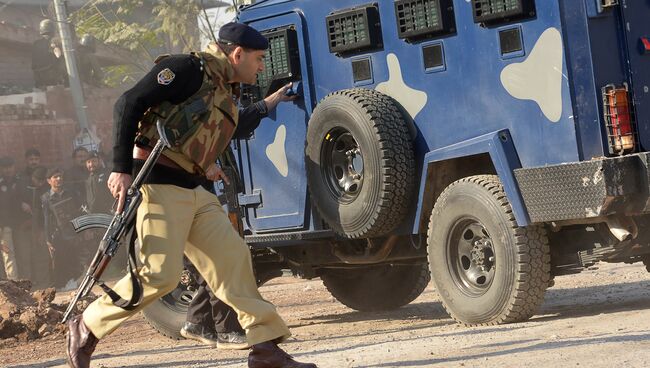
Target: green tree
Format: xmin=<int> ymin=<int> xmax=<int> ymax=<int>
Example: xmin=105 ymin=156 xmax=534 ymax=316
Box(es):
xmin=72 ymin=0 xmax=203 ymax=85
xmin=72 ymin=0 xmax=253 ymax=86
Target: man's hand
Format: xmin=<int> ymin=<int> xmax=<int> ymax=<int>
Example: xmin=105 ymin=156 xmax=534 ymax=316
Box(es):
xmin=108 ymin=172 xmax=133 ymax=213
xmin=205 ymin=163 xmax=230 ymax=184
xmin=21 ymin=202 xmax=32 ymax=214
xmin=46 ymin=241 xmax=55 ymax=268
xmin=0 ymin=241 xmax=8 ymax=254
xmin=264 ymin=82 xmax=297 ymax=112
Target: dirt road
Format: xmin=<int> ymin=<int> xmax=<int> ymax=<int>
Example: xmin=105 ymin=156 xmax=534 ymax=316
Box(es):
xmin=2 ymin=262 xmax=649 ymax=368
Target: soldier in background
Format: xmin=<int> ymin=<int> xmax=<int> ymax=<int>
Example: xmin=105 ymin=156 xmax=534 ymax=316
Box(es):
xmin=31 ymin=19 xmax=65 ymax=89
xmin=19 ymin=166 xmax=52 ymax=288
xmin=11 ymin=148 xmax=44 ymax=282
xmin=77 ymin=34 xmax=104 ymax=87
xmin=21 ymin=148 xmax=42 ymax=182
xmin=85 ymin=151 xmax=113 ymax=214
xmin=41 ymin=168 xmax=84 ymax=289
xmin=0 ymin=157 xmax=20 ymax=280
xmin=67 ymin=146 xmax=90 ymax=199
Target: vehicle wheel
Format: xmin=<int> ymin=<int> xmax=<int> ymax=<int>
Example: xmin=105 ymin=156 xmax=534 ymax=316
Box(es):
xmin=141 ymin=280 xmax=196 ymax=340
xmin=643 ymin=256 xmax=650 ymax=272
xmin=141 ymin=263 xmax=276 ymax=340
xmin=321 ymin=263 xmax=430 ymax=311
xmin=305 ymin=88 xmax=415 ymax=238
xmin=427 ymin=175 xmax=550 ymax=325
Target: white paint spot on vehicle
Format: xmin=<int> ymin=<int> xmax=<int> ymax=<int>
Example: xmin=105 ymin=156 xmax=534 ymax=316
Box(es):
xmin=593 ymin=170 xmax=603 ymax=185
xmin=585 ymin=206 xmax=602 ymax=217
xmin=500 ymin=27 xmax=564 ymax=122
xmin=266 ymin=125 xmax=288 ymax=177
xmin=375 ymin=53 xmax=428 ymax=119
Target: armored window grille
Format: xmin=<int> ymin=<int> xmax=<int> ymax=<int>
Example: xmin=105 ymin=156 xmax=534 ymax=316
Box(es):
xmin=394 ymin=0 xmax=455 ymax=41
xmin=254 ymin=27 xmax=301 ymax=98
xmin=471 ymin=0 xmax=536 ymax=24
xmin=326 ymin=4 xmax=382 ymax=54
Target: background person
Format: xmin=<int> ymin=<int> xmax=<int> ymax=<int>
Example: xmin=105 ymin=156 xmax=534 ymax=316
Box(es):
xmin=41 ymin=168 xmax=84 ymax=289
xmin=0 ymin=157 xmax=20 ymax=280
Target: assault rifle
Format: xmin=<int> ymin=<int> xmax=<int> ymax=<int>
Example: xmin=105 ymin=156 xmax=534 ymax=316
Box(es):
xmin=62 ymin=121 xmax=171 ymax=323
xmin=220 ymin=146 xmax=244 ymax=237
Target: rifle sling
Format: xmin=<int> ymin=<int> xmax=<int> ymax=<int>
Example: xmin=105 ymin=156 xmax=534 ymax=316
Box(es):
xmin=99 ymin=229 xmax=143 ymax=310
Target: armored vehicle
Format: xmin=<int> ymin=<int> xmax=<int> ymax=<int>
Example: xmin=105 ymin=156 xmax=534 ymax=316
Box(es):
xmin=87 ymin=0 xmax=650 ymax=337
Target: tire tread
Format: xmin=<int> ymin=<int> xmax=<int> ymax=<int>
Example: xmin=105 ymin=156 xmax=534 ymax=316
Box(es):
xmin=308 ymin=88 xmax=415 ymax=238
xmin=428 ymin=175 xmax=550 ymax=326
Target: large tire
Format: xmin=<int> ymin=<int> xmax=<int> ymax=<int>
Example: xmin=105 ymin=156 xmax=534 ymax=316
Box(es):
xmin=427 ymin=175 xmax=550 ymax=325
xmin=305 ymin=88 xmax=415 ymax=238
xmin=141 ymin=266 xmax=278 ymax=340
xmin=321 ymin=263 xmax=430 ymax=311
xmin=141 ymin=283 xmax=195 ymax=340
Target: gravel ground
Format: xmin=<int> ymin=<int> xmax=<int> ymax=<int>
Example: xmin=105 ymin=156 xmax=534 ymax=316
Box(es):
xmin=2 ymin=262 xmax=649 ymax=368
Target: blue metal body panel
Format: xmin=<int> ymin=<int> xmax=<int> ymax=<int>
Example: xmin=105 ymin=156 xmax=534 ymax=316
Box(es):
xmin=412 ymin=129 xmax=529 ymax=231
xmin=232 ymin=0 xmax=649 ymax=238
xmin=238 ymin=12 xmax=314 ymax=232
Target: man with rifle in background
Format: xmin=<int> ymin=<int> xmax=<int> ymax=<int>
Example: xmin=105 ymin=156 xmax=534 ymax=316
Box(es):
xmin=65 ymin=23 xmax=317 ymax=368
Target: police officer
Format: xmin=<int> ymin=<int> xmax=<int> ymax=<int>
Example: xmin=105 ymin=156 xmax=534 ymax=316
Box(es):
xmin=65 ymin=23 xmax=317 ymax=368
xmin=31 ymin=19 xmax=65 ymax=89
xmin=84 ymin=151 xmax=113 ymax=214
xmin=42 ymin=168 xmax=85 ymax=288
xmin=181 ymin=258 xmax=248 ymax=349
xmin=180 ymin=43 xmax=297 ymax=351
xmin=21 ymin=148 xmax=42 ymax=182
xmin=77 ymin=34 xmax=104 ymax=87
xmin=13 ymin=149 xmax=45 ymax=283
xmin=21 ymin=166 xmax=52 ymax=288
xmin=0 ymin=157 xmax=20 ymax=280
xmin=67 ymin=147 xmax=90 ymax=198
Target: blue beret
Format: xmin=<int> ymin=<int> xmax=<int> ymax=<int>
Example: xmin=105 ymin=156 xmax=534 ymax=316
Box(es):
xmin=218 ymin=22 xmax=268 ymax=50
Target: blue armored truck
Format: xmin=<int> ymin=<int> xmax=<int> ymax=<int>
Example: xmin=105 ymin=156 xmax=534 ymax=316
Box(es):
xmin=131 ymin=0 xmax=650 ymax=336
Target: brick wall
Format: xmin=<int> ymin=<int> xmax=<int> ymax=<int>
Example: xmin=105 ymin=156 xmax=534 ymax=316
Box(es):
xmin=0 ymin=87 xmax=119 ymax=169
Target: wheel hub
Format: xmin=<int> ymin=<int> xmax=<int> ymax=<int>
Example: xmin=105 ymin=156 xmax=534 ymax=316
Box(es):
xmin=448 ymin=220 xmax=497 ymax=296
xmin=179 ymin=269 xmax=193 ymax=286
xmin=322 ymin=129 xmax=364 ymax=200
xmin=470 ymin=239 xmax=494 ymax=269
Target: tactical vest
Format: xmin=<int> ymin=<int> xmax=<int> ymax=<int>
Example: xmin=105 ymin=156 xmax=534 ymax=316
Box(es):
xmin=136 ymin=49 xmax=239 ymax=175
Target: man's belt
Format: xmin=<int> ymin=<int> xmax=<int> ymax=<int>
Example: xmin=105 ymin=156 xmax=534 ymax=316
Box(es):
xmin=133 ymin=145 xmax=183 ymax=171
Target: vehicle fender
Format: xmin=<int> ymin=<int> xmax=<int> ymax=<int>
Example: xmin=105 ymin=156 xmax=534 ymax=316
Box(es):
xmin=413 ymin=129 xmax=530 ymax=233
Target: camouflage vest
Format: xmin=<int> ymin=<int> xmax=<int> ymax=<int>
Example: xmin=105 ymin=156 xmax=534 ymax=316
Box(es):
xmin=137 ymin=48 xmax=239 ymax=175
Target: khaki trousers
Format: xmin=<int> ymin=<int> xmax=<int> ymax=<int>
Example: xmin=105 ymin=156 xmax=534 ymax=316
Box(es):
xmin=1 ymin=227 xmax=18 ymax=280
xmin=83 ymin=184 xmax=290 ymax=345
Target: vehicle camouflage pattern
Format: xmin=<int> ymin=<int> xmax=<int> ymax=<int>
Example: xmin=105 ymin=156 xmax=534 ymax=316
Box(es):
xmin=133 ymin=0 xmax=650 ymax=337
